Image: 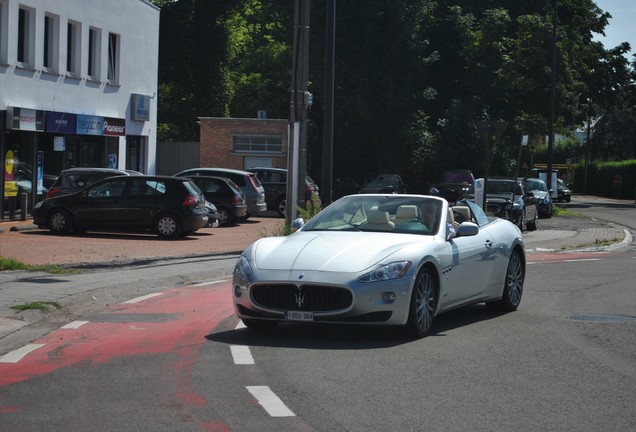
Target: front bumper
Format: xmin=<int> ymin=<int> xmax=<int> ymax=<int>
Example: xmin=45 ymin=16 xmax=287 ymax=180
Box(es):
xmin=232 ymin=271 xmax=414 ymax=326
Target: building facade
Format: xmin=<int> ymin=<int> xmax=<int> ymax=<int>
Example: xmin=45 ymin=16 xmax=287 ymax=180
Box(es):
xmin=1 ymin=0 xmax=159 ymax=217
xmin=199 ymin=117 xmax=288 ymax=171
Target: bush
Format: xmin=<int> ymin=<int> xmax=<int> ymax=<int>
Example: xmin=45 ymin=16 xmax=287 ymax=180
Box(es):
xmin=573 ymin=159 xmax=636 ymax=199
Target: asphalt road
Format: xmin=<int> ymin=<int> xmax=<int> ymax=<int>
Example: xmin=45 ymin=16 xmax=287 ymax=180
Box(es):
xmin=1 ymin=198 xmax=634 ymax=431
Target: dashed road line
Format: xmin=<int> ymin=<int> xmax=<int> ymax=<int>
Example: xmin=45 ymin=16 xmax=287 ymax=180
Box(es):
xmin=230 ymin=345 xmax=255 ymax=365
xmin=246 ymin=386 xmax=295 ymax=417
xmin=235 ymin=321 xmax=246 ymax=330
xmin=563 ymin=258 xmax=602 ymax=263
xmin=0 ymin=344 xmax=45 ymax=364
xmin=122 ymin=293 xmax=163 ymax=304
xmin=60 ymin=320 xmax=89 ymax=329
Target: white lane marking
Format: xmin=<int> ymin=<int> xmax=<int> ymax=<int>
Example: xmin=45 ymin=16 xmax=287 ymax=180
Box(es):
xmin=192 ymin=279 xmax=229 ymax=287
xmin=122 ymin=293 xmax=163 ymax=304
xmin=60 ymin=320 xmax=89 ymax=329
xmin=246 ymin=386 xmax=295 ymax=417
xmin=235 ymin=321 xmax=246 ymax=330
xmin=563 ymin=258 xmax=601 ymax=263
xmin=230 ymin=345 xmax=254 ymax=365
xmin=0 ymin=344 xmax=46 ymax=363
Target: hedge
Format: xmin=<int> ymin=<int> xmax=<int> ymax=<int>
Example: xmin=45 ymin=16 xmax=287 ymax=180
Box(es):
xmin=572 ymin=159 xmax=636 ymax=199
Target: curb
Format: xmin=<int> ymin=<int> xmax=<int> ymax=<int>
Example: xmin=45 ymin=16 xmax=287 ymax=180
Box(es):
xmin=9 ymin=224 xmax=39 ymax=232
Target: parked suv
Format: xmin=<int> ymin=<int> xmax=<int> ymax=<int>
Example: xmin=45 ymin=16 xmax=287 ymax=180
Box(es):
xmin=250 ymin=167 xmax=319 ymax=217
xmin=175 ymin=168 xmax=266 ymax=218
xmin=187 ymin=176 xmax=247 ymax=226
xmin=46 ymin=167 xmax=140 ymax=198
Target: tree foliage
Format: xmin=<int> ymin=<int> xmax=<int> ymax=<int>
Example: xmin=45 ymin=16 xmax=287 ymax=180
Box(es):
xmin=152 ymin=0 xmax=635 ymax=190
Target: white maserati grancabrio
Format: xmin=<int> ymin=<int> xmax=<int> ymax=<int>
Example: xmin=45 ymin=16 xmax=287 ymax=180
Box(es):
xmin=232 ymin=194 xmax=525 ymax=338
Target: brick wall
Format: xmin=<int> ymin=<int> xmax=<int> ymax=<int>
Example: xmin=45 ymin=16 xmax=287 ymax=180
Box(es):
xmin=199 ymin=117 xmax=288 ymax=169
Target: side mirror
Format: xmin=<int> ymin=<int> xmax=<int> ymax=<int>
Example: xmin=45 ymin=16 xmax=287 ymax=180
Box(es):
xmin=291 ymin=218 xmax=304 ymax=232
xmin=455 ymin=222 xmax=479 ymax=238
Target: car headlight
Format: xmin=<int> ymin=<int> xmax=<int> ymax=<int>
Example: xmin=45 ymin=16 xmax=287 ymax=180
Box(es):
xmin=34 ymin=201 xmax=43 ymax=209
xmin=233 ymin=255 xmax=253 ymax=284
xmin=429 ymin=187 xmax=439 ymax=194
xmin=358 ymin=261 xmax=411 ymax=283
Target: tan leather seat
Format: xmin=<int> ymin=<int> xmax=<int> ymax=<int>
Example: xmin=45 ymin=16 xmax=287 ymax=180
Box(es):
xmin=394 ymin=205 xmax=419 ymax=224
xmin=452 ymin=206 xmax=471 ymax=224
xmin=360 ymin=209 xmax=395 ymax=231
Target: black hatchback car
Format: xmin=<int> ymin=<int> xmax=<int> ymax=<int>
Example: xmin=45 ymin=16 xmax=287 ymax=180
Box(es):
xmin=33 ymin=176 xmax=208 ymax=239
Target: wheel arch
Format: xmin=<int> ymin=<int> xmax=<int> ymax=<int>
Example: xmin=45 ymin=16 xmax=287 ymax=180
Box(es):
xmin=413 ymin=259 xmax=441 ymax=315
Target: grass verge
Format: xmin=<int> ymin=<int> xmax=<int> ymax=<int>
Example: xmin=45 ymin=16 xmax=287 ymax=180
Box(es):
xmin=552 ymin=205 xmax=582 ymax=217
xmin=10 ymin=301 xmax=62 ymax=313
xmin=0 ymin=256 xmax=79 ymax=274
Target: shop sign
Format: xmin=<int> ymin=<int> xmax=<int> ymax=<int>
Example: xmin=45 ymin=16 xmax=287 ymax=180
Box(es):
xmin=76 ymin=114 xmax=104 ymax=135
xmin=45 ymin=111 xmax=77 ymax=134
xmin=7 ymin=107 xmax=44 ymax=131
xmin=131 ymin=94 xmax=150 ymax=121
xmin=103 ymin=117 xmax=126 ymax=136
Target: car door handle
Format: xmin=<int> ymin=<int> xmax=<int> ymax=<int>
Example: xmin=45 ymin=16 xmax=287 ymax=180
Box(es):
xmin=485 ymin=240 xmax=493 ymax=248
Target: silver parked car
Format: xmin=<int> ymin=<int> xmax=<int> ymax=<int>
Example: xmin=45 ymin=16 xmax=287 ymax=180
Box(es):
xmin=233 ymin=194 xmax=526 ymax=338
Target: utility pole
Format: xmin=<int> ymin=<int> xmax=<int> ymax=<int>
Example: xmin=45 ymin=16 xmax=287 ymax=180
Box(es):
xmin=547 ymin=0 xmax=558 ymax=194
xmin=321 ymin=0 xmax=336 ymax=206
xmin=287 ymin=0 xmax=311 ymax=222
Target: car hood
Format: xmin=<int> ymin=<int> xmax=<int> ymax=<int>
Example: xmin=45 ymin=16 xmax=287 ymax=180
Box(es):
xmin=486 ymin=193 xmax=514 ymax=203
xmin=252 ymin=231 xmax=432 ymax=273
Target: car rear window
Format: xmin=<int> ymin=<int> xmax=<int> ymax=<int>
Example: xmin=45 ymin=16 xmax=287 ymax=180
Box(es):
xmin=183 ymin=180 xmax=203 ymax=196
xmin=248 ymin=174 xmax=262 ymax=188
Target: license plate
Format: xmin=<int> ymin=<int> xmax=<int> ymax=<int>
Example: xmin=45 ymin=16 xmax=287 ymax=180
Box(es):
xmin=284 ymin=311 xmax=314 ymax=321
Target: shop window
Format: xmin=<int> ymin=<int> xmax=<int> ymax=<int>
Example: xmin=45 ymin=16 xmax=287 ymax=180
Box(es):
xmin=233 ymin=136 xmax=284 ymax=154
xmin=17 ymin=6 xmax=34 ymax=66
xmin=43 ymin=14 xmax=59 ymax=71
xmin=107 ymin=32 xmax=119 ymax=83
xmin=66 ymin=21 xmax=80 ymax=75
xmin=88 ymin=27 xmax=101 ymax=80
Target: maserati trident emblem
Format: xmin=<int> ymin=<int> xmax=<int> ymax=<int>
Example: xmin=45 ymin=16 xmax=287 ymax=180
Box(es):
xmin=295 ymin=287 xmax=305 ymax=308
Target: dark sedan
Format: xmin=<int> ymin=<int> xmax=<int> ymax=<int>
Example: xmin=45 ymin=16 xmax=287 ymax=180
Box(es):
xmin=33 ymin=176 xmax=208 ymax=239
xmin=522 ymin=177 xmax=553 ymax=218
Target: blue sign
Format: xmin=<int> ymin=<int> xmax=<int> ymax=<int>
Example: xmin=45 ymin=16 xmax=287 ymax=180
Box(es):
xmin=76 ymin=114 xmax=103 ymax=136
xmin=45 ymin=111 xmax=77 ymax=134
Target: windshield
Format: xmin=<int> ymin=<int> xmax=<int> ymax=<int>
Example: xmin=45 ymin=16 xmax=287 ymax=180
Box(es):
xmin=525 ymin=179 xmax=548 ymax=192
xmin=486 ymin=180 xmax=515 ymax=194
xmin=302 ymin=195 xmax=443 ymax=235
xmin=362 ymin=175 xmax=401 ymax=188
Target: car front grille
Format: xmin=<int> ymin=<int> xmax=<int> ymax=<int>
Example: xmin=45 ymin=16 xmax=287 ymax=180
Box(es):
xmin=251 ymin=284 xmax=353 ymax=312
xmin=486 ymin=204 xmax=504 ymax=216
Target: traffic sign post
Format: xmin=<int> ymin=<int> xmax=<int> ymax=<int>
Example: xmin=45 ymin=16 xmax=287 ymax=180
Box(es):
xmin=476 ymin=121 xmax=507 ymax=211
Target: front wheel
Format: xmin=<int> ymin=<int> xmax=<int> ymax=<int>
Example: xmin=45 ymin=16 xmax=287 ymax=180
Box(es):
xmin=155 ymin=213 xmax=181 ymax=239
xmin=48 ymin=209 xmax=73 ymax=234
xmin=405 ymin=267 xmax=437 ymax=338
xmin=487 ymin=251 xmax=524 ymax=312
xmin=275 ymin=197 xmax=286 ymax=218
xmin=217 ymin=207 xmax=234 ymax=226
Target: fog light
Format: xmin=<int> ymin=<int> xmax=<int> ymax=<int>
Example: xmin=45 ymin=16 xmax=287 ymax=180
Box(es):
xmin=234 ymin=286 xmax=243 ymax=297
xmin=382 ymin=292 xmax=396 ymax=303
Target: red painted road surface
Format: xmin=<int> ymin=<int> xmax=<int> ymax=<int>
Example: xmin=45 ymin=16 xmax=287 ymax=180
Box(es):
xmin=0 ymin=280 xmax=236 ymax=428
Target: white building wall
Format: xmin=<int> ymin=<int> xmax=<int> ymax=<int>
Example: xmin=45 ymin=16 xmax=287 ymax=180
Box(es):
xmin=0 ymin=0 xmax=159 ymax=173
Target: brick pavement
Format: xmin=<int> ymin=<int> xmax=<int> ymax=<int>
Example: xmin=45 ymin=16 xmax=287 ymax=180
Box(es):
xmin=0 ymin=213 xmax=285 ymax=267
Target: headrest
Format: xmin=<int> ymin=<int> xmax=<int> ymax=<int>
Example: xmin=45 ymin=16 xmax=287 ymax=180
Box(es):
xmin=367 ymin=209 xmax=390 ymax=224
xmin=396 ymin=205 xmax=418 ymax=220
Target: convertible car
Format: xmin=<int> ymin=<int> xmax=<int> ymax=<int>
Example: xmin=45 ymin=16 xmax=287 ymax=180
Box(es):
xmin=232 ymin=194 xmax=525 ymax=338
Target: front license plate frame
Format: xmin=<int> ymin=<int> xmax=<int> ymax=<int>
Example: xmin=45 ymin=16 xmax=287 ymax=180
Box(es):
xmin=284 ymin=311 xmax=314 ymax=321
